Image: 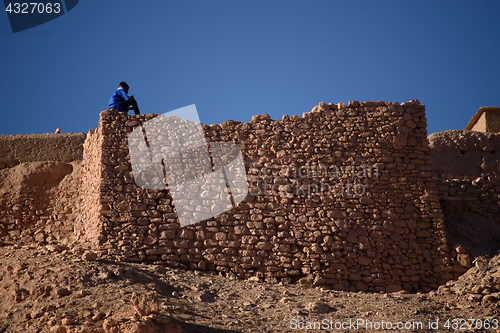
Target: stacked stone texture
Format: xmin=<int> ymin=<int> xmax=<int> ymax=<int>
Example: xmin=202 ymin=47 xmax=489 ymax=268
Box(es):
xmin=0 ymin=161 xmax=80 ymax=245
xmin=435 ymin=177 xmax=500 ymax=221
xmin=428 ymin=130 xmax=500 ymax=220
xmin=0 ymin=170 xmax=51 ymax=242
xmin=428 ymin=130 xmax=500 ymax=259
xmin=78 ymin=100 xmax=464 ymax=293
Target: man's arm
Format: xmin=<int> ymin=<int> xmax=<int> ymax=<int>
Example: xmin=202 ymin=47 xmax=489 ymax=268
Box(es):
xmin=117 ymin=89 xmax=134 ymax=102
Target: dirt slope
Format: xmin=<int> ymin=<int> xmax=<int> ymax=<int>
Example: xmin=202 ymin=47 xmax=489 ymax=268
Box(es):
xmin=1 ymin=245 xmax=499 ymax=333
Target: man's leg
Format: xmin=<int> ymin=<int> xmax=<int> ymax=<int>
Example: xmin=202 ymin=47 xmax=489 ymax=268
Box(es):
xmin=126 ymin=99 xmax=141 ymax=115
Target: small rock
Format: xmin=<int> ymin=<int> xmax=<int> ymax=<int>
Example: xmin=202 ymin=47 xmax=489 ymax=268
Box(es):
xmin=55 ymin=128 xmax=61 ymax=134
xmin=103 ymin=318 xmax=121 ymax=331
xmin=13 ymin=287 xmax=30 ymax=302
xmin=113 ymin=267 xmax=124 ymax=277
xmin=171 ymin=291 xmax=179 ymax=297
xmin=305 ymin=301 xmax=333 ymax=314
xmin=474 ymin=258 xmax=488 ymax=271
xmin=55 ymin=288 xmax=72 ymax=297
xmin=297 ymin=277 xmax=313 ymax=285
xmin=13 ymin=263 xmax=26 ymax=274
xmin=247 ymin=276 xmax=261 ymax=283
xmin=98 ymin=270 xmax=112 ymax=279
xmin=61 ymin=318 xmax=73 ymax=325
xmin=31 ymin=308 xmax=45 ymax=319
xmin=82 ymin=251 xmax=98 ymax=261
xmin=195 ymin=291 xmax=214 ymax=303
xmin=78 ymin=289 xmax=89 ymax=296
xmin=482 ymin=292 xmax=500 ymax=304
xmin=131 ymin=291 xmax=159 ymax=316
xmin=468 ymin=293 xmax=483 ymax=301
xmin=50 ymin=325 xmax=66 ymax=333
xmin=92 ymin=312 xmax=105 ymax=322
xmin=82 ymin=310 xmax=92 ymax=318
xmin=457 ymin=253 xmax=472 ymax=268
xmin=45 ymin=244 xmax=58 ymax=252
xmin=455 ymin=245 xmax=466 ymax=254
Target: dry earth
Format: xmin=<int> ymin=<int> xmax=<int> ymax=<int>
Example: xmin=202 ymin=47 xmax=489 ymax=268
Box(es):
xmin=1 ymin=245 xmax=499 ymax=333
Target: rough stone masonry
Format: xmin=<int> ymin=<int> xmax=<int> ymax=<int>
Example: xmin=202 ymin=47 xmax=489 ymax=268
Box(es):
xmin=71 ymin=99 xmax=466 ymax=293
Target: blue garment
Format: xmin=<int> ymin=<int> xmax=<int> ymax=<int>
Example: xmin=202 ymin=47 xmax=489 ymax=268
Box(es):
xmin=108 ymin=87 xmax=133 ymax=112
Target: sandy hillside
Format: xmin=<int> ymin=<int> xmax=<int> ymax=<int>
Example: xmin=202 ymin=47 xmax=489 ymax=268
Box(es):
xmin=0 ymin=244 xmax=499 ymax=333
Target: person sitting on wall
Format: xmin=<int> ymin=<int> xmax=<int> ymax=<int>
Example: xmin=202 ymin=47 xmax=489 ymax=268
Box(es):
xmin=108 ymin=81 xmax=141 ymax=115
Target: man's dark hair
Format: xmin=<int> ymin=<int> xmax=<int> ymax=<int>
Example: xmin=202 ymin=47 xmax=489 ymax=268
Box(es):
xmin=119 ymin=81 xmax=129 ymax=90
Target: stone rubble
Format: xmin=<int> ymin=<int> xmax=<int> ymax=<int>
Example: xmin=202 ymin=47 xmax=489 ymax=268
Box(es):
xmin=436 ymin=252 xmax=500 ymax=306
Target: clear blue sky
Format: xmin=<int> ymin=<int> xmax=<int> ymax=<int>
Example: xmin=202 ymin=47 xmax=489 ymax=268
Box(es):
xmin=1 ymin=1 xmax=499 ymax=136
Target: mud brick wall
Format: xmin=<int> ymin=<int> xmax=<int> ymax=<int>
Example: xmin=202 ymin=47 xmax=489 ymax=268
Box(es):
xmin=428 ymin=130 xmax=500 ymax=259
xmin=0 ymin=133 xmax=86 ymax=245
xmin=74 ymin=128 xmax=106 ymax=245
xmin=81 ymin=100 xmax=464 ymax=293
xmin=0 ymin=133 xmax=85 ymax=170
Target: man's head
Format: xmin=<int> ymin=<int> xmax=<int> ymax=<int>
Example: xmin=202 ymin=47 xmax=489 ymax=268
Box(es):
xmin=119 ymin=81 xmax=129 ymax=93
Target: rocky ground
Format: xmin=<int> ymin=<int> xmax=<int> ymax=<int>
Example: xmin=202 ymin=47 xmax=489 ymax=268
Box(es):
xmin=1 ymin=244 xmax=499 ymax=333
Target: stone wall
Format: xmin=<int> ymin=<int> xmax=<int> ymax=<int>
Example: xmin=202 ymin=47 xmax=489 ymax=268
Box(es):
xmin=428 ymin=130 xmax=500 ymax=259
xmin=76 ymin=100 xmax=464 ymax=293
